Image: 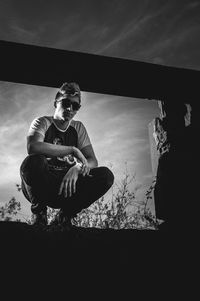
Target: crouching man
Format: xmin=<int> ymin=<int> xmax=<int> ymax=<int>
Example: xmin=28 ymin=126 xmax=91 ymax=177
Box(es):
xmin=20 ymin=82 xmax=114 ymax=230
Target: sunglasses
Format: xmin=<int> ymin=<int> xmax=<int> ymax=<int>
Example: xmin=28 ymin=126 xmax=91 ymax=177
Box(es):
xmin=57 ymin=98 xmax=81 ymax=111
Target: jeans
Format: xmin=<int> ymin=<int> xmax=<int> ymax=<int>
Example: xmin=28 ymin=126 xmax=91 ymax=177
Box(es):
xmin=20 ymin=154 xmax=114 ymax=217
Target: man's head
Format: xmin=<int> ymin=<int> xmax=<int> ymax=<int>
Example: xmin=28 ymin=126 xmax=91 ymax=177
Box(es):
xmin=54 ymin=82 xmax=81 ymax=122
xmin=54 ymin=82 xmax=81 ymax=106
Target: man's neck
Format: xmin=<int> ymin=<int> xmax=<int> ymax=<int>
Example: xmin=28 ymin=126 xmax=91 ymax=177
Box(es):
xmin=53 ymin=117 xmax=70 ymax=131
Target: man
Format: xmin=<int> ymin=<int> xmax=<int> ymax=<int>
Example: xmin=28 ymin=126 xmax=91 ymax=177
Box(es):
xmin=20 ymin=82 xmax=114 ymax=229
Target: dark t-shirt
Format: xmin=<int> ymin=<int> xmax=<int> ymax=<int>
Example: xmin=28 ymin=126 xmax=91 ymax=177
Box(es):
xmin=27 ymin=116 xmax=91 ymax=171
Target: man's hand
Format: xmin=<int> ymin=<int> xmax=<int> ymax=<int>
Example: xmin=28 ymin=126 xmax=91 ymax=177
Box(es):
xmin=58 ymin=165 xmax=80 ymax=198
xmin=80 ymin=161 xmax=90 ymax=177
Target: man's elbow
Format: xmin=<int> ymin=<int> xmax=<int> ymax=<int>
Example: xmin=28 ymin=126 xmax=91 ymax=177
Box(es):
xmin=94 ymin=157 xmax=98 ymax=167
xmin=27 ymin=143 xmax=32 ymax=155
xmin=88 ymin=157 xmax=98 ymax=168
xmin=27 ymin=142 xmax=39 ymax=155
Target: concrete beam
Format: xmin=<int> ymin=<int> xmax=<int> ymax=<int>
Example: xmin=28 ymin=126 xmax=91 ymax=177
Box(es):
xmin=0 ymin=40 xmax=199 ymax=103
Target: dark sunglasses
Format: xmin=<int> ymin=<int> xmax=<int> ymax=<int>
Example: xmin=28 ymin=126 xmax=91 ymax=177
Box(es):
xmin=57 ymin=98 xmax=81 ymax=111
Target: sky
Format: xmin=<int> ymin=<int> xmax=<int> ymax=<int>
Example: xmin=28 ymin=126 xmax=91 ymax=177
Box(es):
xmin=0 ymin=0 xmax=199 ymax=221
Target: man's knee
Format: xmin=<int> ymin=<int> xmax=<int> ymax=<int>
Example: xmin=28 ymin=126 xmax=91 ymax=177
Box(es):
xmin=20 ymin=154 xmax=47 ymax=174
xmin=101 ymin=167 xmax=114 ymax=188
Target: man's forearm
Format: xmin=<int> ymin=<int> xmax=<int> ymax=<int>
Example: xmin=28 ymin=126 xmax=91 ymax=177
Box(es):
xmin=28 ymin=141 xmax=74 ymax=158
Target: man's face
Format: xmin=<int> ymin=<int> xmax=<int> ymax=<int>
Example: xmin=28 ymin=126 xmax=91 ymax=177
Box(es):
xmin=55 ymin=95 xmax=81 ymax=122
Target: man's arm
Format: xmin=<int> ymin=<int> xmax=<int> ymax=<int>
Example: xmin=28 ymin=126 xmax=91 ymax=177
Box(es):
xmin=27 ymin=133 xmax=87 ymax=164
xmin=27 ymin=133 xmax=74 ymax=157
xmin=80 ymin=144 xmax=98 ymax=169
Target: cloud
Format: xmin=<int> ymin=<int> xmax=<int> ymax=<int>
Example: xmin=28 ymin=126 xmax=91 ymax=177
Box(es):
xmin=9 ymin=23 xmax=40 ymax=44
xmin=0 ymin=82 xmax=56 ymax=122
xmin=0 ymin=121 xmax=27 ymax=184
xmin=186 ymin=1 xmax=200 ymax=10
xmin=2 ymin=0 xmax=199 ymax=73
xmin=93 ymin=3 xmax=171 ymax=55
xmin=0 ymin=82 xmax=57 ymax=189
xmin=53 ymin=18 xmax=111 ymax=52
xmin=135 ymin=25 xmax=200 ymax=60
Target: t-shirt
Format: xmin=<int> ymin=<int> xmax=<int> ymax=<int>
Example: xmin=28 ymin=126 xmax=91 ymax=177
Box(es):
xmin=27 ymin=116 xmax=91 ymax=171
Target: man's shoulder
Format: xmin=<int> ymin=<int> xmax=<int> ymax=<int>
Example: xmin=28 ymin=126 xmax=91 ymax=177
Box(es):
xmin=70 ymin=119 xmax=84 ymax=129
xmin=36 ymin=115 xmax=53 ymax=121
xmin=31 ymin=115 xmax=53 ymax=124
xmin=29 ymin=116 xmax=53 ymax=132
xmin=71 ymin=119 xmax=91 ymax=148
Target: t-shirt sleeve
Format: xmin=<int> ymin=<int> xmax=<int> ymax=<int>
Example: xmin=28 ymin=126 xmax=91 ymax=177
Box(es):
xmin=77 ymin=121 xmax=92 ymax=150
xmin=27 ymin=117 xmax=47 ymax=137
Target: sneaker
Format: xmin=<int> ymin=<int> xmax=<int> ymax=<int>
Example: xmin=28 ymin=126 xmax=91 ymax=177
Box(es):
xmin=31 ymin=208 xmax=48 ymax=228
xmin=49 ymin=209 xmax=72 ymax=232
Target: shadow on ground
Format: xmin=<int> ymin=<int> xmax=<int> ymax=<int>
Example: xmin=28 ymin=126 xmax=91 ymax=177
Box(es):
xmin=0 ymin=221 xmax=198 ymax=297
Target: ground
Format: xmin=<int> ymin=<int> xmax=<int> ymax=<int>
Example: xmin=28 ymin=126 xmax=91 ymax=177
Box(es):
xmin=0 ymin=221 xmax=198 ymax=297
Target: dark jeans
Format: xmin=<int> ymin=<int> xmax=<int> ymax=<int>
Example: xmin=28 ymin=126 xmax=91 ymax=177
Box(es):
xmin=20 ymin=154 xmax=114 ymax=217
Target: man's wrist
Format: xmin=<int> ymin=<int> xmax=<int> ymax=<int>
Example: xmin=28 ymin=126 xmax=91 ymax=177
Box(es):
xmin=71 ymin=146 xmax=77 ymax=155
xmin=74 ymin=162 xmax=83 ymax=173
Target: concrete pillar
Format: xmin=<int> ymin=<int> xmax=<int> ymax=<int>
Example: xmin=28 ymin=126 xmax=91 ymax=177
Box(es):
xmin=151 ymin=101 xmax=197 ymax=230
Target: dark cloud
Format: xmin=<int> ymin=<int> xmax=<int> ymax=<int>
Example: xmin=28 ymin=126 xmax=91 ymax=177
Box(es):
xmin=0 ymin=0 xmax=199 ymax=69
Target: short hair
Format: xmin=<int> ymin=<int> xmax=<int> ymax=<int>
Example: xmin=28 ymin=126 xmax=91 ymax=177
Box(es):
xmin=54 ymin=82 xmax=81 ymax=107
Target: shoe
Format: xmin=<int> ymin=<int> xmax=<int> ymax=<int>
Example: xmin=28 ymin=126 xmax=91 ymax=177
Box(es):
xmin=49 ymin=209 xmax=72 ymax=232
xmin=31 ymin=208 xmax=48 ymax=228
